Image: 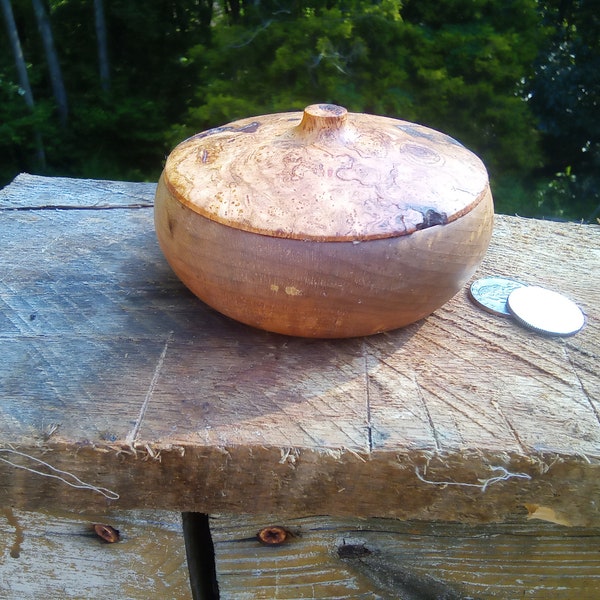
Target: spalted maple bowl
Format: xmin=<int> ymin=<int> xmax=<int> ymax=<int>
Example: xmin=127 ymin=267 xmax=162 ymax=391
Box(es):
xmin=154 ymin=104 xmax=493 ymax=338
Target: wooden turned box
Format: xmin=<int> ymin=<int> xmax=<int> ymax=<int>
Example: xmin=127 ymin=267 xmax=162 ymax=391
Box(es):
xmin=154 ymin=104 xmax=493 ymax=338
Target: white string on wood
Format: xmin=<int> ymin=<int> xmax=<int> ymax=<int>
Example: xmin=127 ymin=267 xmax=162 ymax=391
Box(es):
xmin=415 ymin=465 xmax=531 ymax=492
xmin=0 ymin=448 xmax=119 ymax=500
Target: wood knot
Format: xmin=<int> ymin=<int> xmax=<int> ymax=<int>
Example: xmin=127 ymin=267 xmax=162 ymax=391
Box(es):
xmin=337 ymin=542 xmax=372 ymax=559
xmin=257 ymin=526 xmax=289 ymax=546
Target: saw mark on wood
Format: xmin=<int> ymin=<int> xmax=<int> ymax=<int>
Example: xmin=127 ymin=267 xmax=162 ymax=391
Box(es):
xmin=565 ymin=340 xmax=599 ymax=363
xmin=421 ymin=382 xmax=502 ymax=443
xmin=413 ymin=374 xmax=442 ymax=452
xmin=417 ymin=321 xmax=596 ymax=433
xmin=23 ymin=337 xmax=78 ymax=408
xmin=490 ymin=400 xmax=527 ymax=455
xmin=37 ymin=229 xmax=67 ymax=258
xmin=125 ymin=334 xmax=172 ymax=448
xmin=0 ymin=284 xmax=41 ymax=334
xmin=363 ymin=341 xmax=373 ymax=453
xmin=366 ymin=366 xmax=429 ymax=425
xmin=296 ymin=422 xmax=330 ymax=448
xmin=564 ymin=345 xmax=600 ymax=428
xmin=318 ymin=397 xmax=367 ymax=451
xmin=432 ymin=311 xmax=583 ymax=390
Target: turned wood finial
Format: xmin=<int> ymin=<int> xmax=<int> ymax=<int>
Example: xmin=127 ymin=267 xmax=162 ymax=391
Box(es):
xmin=297 ymin=103 xmax=347 ymax=132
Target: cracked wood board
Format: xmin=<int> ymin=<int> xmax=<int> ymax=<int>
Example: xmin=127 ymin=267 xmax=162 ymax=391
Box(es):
xmin=0 ymin=508 xmax=190 ymax=599
xmin=209 ymin=514 xmax=600 ymax=599
xmin=0 ymin=173 xmax=599 ymax=524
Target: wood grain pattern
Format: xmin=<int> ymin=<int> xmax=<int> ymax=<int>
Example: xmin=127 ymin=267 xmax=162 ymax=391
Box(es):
xmin=0 ymin=508 xmax=190 ymax=599
xmin=163 ymin=104 xmax=490 ymax=240
xmin=155 ymin=178 xmax=493 ymax=336
xmin=0 ymin=174 xmax=599 ymax=525
xmin=210 ymin=514 xmax=600 ymax=599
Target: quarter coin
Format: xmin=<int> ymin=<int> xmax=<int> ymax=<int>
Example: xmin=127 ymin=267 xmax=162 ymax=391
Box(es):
xmin=507 ymin=286 xmax=585 ymax=336
xmin=469 ymin=276 xmax=526 ymax=316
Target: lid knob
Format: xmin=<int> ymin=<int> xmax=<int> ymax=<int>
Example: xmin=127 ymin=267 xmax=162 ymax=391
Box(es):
xmin=295 ymin=104 xmax=353 ymax=142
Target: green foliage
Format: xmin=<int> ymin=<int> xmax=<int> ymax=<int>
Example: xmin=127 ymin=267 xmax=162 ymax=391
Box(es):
xmin=535 ymin=165 xmax=600 ymax=222
xmin=0 ymin=65 xmax=49 ymax=182
xmin=524 ymin=0 xmax=600 ymax=221
xmin=0 ymin=0 xmax=597 ymax=221
xmin=175 ymin=0 xmax=545 ymax=207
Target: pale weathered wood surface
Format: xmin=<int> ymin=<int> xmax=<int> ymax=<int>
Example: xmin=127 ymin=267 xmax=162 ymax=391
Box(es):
xmin=0 ymin=508 xmax=191 ymax=599
xmin=210 ymin=514 xmax=600 ymax=599
xmin=1 ymin=173 xmax=599 ymax=524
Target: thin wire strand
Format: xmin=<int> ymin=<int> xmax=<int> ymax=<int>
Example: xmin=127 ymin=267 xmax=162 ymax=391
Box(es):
xmin=415 ymin=465 xmax=531 ymax=492
xmin=0 ymin=448 xmax=119 ymax=500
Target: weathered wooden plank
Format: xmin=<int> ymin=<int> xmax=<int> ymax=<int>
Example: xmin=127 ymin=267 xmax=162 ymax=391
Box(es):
xmin=0 ymin=173 xmax=156 ymax=208
xmin=0 ymin=508 xmax=191 ymax=599
xmin=209 ymin=514 xmax=600 ymax=600
xmin=368 ymin=214 xmax=600 ymax=455
xmin=0 ymin=174 xmax=599 ymax=525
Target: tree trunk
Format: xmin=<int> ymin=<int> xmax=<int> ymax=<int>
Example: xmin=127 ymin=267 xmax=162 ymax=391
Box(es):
xmin=0 ymin=0 xmax=46 ymax=167
xmin=224 ymin=0 xmax=241 ymax=23
xmin=31 ymin=0 xmax=68 ymax=126
xmin=94 ymin=0 xmax=110 ymax=93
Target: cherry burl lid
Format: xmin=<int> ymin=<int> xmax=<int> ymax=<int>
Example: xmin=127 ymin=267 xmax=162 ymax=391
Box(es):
xmin=163 ymin=104 xmax=490 ymax=242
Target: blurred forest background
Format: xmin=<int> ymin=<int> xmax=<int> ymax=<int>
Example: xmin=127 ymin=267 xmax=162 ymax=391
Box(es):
xmin=1 ymin=0 xmax=598 ymax=220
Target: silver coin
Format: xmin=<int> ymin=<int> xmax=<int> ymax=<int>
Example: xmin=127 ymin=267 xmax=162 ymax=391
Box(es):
xmin=507 ymin=286 xmax=585 ymax=336
xmin=469 ymin=276 xmax=526 ymax=316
